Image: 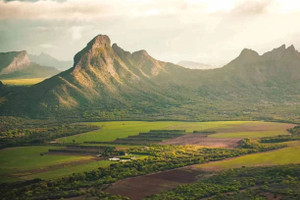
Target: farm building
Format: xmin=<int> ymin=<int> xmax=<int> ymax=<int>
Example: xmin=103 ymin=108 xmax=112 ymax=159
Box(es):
xmin=109 ymin=157 xmax=120 ymax=161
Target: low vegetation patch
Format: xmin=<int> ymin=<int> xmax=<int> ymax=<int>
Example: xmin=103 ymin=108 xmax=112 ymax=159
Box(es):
xmin=86 ymin=130 xmax=186 ymax=145
xmin=1 ymin=78 xmax=44 ymax=85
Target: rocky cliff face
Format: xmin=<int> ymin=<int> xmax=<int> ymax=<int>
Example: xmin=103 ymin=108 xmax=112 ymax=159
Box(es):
xmin=71 ymin=35 xmax=165 ymax=83
xmin=0 ymin=50 xmax=60 ymax=79
xmin=0 ymin=51 xmax=31 ymax=75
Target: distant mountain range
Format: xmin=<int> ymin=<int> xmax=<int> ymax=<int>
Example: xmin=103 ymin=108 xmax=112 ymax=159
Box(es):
xmin=0 ymin=51 xmax=60 ymax=79
xmin=29 ymin=53 xmax=72 ymax=71
xmin=0 ymin=35 xmax=299 ymax=122
xmin=177 ymin=60 xmax=221 ymax=69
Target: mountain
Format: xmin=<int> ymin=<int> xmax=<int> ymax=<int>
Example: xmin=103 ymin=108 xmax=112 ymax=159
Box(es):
xmin=0 ymin=51 xmax=30 ymax=74
xmin=0 ymin=51 xmax=60 ymax=79
xmin=29 ymin=53 xmax=72 ymax=71
xmin=0 ymin=35 xmax=299 ymax=122
xmin=177 ymin=60 xmax=221 ymax=69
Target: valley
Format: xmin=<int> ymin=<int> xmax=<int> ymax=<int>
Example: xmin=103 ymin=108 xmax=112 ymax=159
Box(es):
xmin=1 ymin=120 xmax=300 ymax=199
xmin=1 ymin=1 xmax=300 ymax=199
xmin=1 ymin=35 xmax=300 ymax=199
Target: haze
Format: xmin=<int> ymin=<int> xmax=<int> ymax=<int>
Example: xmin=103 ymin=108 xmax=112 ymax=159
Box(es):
xmin=1 ymin=0 xmax=300 ymax=64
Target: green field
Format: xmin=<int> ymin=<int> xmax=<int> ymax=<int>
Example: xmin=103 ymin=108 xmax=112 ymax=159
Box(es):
xmin=197 ymin=142 xmax=300 ymax=171
xmin=209 ymin=130 xmax=287 ymax=138
xmin=0 ymin=146 xmax=93 ymax=182
xmin=0 ymin=145 xmax=147 ymax=182
xmin=1 ymin=78 xmax=45 ymax=85
xmin=1 ymin=121 xmax=295 ymax=183
xmin=21 ymin=160 xmax=113 ymax=181
xmin=59 ymin=121 xmax=294 ymax=143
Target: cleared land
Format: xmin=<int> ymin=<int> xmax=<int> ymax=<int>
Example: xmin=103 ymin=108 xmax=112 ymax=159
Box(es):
xmin=160 ymin=134 xmax=241 ymax=148
xmin=106 ymin=168 xmax=202 ymax=200
xmin=59 ymin=121 xmax=295 ymax=143
xmin=1 ymin=78 xmax=44 ymax=85
xmin=194 ymin=142 xmax=300 ymax=171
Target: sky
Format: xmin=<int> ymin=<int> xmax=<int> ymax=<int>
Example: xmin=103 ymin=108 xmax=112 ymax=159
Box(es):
xmin=1 ymin=0 xmax=300 ymax=65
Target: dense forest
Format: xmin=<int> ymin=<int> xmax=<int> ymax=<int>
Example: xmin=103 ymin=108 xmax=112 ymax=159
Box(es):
xmin=0 ymin=116 xmax=98 ymax=148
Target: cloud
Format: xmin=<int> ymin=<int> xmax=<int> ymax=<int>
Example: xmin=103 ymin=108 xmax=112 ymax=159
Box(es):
xmin=40 ymin=43 xmax=56 ymax=48
xmin=231 ymin=0 xmax=273 ymax=15
xmin=1 ymin=0 xmax=298 ymax=21
xmin=1 ymin=0 xmax=300 ymax=64
xmin=70 ymin=26 xmax=83 ymax=40
xmin=0 ymin=0 xmax=110 ymax=20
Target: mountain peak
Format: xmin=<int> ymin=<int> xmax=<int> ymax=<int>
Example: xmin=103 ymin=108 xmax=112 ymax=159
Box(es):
xmin=73 ymin=35 xmax=112 ymax=67
xmin=87 ymin=34 xmax=111 ymax=49
xmin=239 ymin=48 xmax=259 ymax=57
xmin=262 ymin=44 xmax=299 ymax=59
xmin=269 ymin=44 xmax=286 ymax=53
xmin=133 ymin=49 xmax=149 ymax=56
xmin=235 ymin=48 xmax=260 ymax=62
xmin=268 ymin=44 xmax=297 ymax=54
xmin=287 ymin=44 xmax=296 ymax=52
xmin=132 ymin=50 xmax=151 ymax=60
xmin=278 ymin=44 xmax=286 ymax=50
xmin=225 ymin=48 xmax=260 ymax=66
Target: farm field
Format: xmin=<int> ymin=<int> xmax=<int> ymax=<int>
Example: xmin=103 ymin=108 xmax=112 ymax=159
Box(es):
xmin=195 ymin=141 xmax=300 ymax=171
xmin=106 ymin=168 xmax=203 ymax=200
xmin=0 ymin=146 xmax=95 ymax=182
xmin=0 ymin=120 xmax=299 ymax=199
xmin=0 ymin=121 xmax=296 ymax=184
xmin=59 ymin=121 xmax=294 ymax=144
xmin=208 ymin=121 xmax=294 ymax=138
xmin=160 ymin=134 xmax=241 ymax=148
xmin=1 ymin=78 xmax=44 ymax=85
xmin=21 ymin=160 xmax=113 ymax=181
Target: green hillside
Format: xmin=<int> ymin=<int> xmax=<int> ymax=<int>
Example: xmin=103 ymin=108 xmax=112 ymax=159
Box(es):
xmin=1 ymin=35 xmax=300 ymax=121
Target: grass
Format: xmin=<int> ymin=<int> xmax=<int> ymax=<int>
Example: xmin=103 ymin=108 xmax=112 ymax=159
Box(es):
xmin=208 ymin=121 xmax=293 ymax=138
xmin=26 ymin=154 xmax=149 ymax=181
xmin=196 ymin=142 xmax=300 ymax=171
xmin=59 ymin=121 xmax=294 ymax=143
xmin=21 ymin=160 xmax=113 ymax=181
xmin=0 ymin=146 xmax=93 ymax=182
xmin=209 ymin=130 xmax=287 ymax=138
xmin=1 ymin=78 xmax=44 ymax=85
xmin=81 ymin=143 xmax=141 ymax=148
xmin=0 ymin=145 xmax=148 ymax=182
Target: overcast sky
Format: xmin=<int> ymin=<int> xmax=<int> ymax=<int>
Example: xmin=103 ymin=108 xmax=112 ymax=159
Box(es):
xmin=1 ymin=0 xmax=300 ymax=64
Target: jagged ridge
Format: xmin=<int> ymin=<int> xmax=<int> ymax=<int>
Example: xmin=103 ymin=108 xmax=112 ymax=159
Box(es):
xmin=1 ymin=35 xmax=300 ymax=121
